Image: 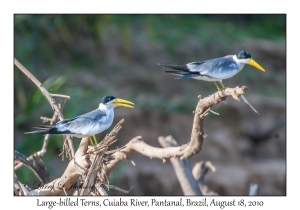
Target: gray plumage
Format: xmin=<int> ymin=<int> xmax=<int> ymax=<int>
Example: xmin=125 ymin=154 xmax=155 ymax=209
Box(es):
xmin=158 ymin=55 xmax=243 ymax=82
xmin=25 ymin=96 xmax=135 ymax=143
xmin=25 ymin=108 xmax=114 ymax=138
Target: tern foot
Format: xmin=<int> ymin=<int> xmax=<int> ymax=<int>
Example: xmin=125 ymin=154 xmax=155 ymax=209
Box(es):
xmin=92 ymin=135 xmax=98 ymax=145
xmin=220 ymin=81 xmax=226 ymax=90
xmin=214 ymin=82 xmax=221 ymax=91
xmin=89 ymin=136 xmax=94 ymax=146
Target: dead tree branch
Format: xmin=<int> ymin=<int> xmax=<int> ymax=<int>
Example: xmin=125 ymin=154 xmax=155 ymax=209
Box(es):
xmin=185 ymin=86 xmax=248 ymax=159
xmin=192 ymin=161 xmax=218 ymax=195
xmin=159 ymin=136 xmax=202 ymax=195
xmin=14 ymin=151 xmax=44 ymax=183
xmin=79 ymin=150 xmax=106 ymax=196
xmin=14 ymin=58 xmax=75 ymax=159
xmin=17 ymin=137 xmax=95 ymax=195
xmin=14 ymin=172 xmax=24 ymax=196
xmin=14 ymin=111 xmax=59 ymax=170
xmin=15 ymin=120 xmax=124 ymax=196
xmin=249 ymin=183 xmax=260 ymax=196
xmin=103 ymin=86 xmax=248 ymax=180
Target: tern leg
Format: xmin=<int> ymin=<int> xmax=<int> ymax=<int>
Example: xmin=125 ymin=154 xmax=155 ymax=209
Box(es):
xmin=89 ymin=136 xmax=94 ymax=145
xmin=220 ymin=81 xmax=226 ymax=90
xmin=92 ymin=135 xmax=98 ymax=145
xmin=214 ymin=82 xmax=221 ymax=91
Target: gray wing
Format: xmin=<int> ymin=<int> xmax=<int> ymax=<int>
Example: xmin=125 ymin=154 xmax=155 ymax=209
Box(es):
xmin=187 ymin=56 xmax=238 ymax=79
xmin=56 ymin=109 xmax=107 ymax=134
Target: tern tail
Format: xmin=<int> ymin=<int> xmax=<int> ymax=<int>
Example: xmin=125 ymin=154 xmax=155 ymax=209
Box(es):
xmin=157 ymin=63 xmax=189 ymax=71
xmin=164 ymin=69 xmax=200 ymax=79
xmin=25 ymin=125 xmax=70 ymax=135
xmin=24 ymin=129 xmax=52 ymax=134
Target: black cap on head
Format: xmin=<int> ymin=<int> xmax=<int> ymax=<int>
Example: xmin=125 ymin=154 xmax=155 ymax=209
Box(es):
xmin=101 ymin=96 xmax=116 ymax=104
xmin=236 ymin=51 xmax=252 ymax=59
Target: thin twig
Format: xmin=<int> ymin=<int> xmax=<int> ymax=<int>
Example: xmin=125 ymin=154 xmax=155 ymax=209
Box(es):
xmin=51 ymin=94 xmax=70 ymax=99
xmin=97 ymin=185 xmax=108 ymax=195
xmin=14 ymin=151 xmax=43 ymax=182
xmin=14 ymin=172 xmax=24 ymax=196
xmin=15 ymin=111 xmax=58 ymax=170
xmin=209 ymin=109 xmax=220 ymax=115
xmin=14 ymin=58 xmax=75 ymax=159
xmin=87 ymin=119 xmax=124 ymax=154
xmin=104 ymin=184 xmax=133 ymax=194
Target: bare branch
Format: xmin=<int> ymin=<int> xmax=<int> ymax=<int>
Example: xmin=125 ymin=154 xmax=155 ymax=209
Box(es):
xmin=31 ymin=154 xmax=52 ymax=183
xmin=103 ymin=136 xmax=181 ymax=177
xmin=14 ymin=58 xmax=75 ymax=159
xmin=79 ymin=150 xmax=106 ymax=196
xmin=87 ymin=119 xmax=124 ymax=154
xmin=192 ymin=161 xmax=218 ymax=195
xmin=159 ymin=137 xmax=202 ymax=195
xmin=15 ymin=112 xmax=58 ymax=170
xmin=249 ymin=183 xmax=260 ymax=196
xmin=100 ymin=87 xmax=248 ymax=191
xmin=14 ymin=172 xmax=24 ymax=196
xmin=103 ymin=87 xmax=248 ymax=172
xmin=18 ymin=120 xmax=124 ymax=196
xmin=51 ymin=94 xmax=70 ymax=100
xmin=192 ymin=161 xmax=216 ymax=182
xmin=97 ymin=185 xmax=108 ymax=196
xmin=104 ymin=184 xmax=133 ymax=194
xmin=21 ymin=137 xmax=91 ymax=196
xmin=14 ymin=151 xmax=43 ymax=183
xmin=184 ymin=86 xmax=248 ymax=159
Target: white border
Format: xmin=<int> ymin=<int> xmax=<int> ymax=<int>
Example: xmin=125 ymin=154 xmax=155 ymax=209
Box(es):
xmin=4 ymin=0 xmax=295 ymax=209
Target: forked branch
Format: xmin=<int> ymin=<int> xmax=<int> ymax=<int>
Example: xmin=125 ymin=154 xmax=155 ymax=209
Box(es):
xmin=15 ymin=60 xmax=248 ymax=196
xmin=103 ymin=86 xmax=248 ymax=178
xmin=14 ymin=58 xmax=75 ymax=159
xmin=16 ymin=120 xmax=124 ymax=196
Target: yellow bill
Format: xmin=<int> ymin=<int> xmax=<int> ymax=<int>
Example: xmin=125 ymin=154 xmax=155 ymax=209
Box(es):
xmin=247 ymin=59 xmax=265 ymax=72
xmin=113 ymin=98 xmax=135 ymax=108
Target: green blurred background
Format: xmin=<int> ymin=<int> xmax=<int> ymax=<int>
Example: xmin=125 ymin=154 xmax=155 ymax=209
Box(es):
xmin=14 ymin=14 xmax=286 ymax=195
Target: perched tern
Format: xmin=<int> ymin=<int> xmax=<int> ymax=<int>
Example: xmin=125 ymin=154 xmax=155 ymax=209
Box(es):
xmin=158 ymin=51 xmax=265 ymax=90
xmin=25 ymin=96 xmax=135 ymax=145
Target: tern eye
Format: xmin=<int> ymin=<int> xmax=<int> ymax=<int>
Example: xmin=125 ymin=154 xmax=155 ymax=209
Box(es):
xmin=236 ymin=51 xmax=252 ymax=59
xmin=101 ymin=96 xmax=116 ymax=104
